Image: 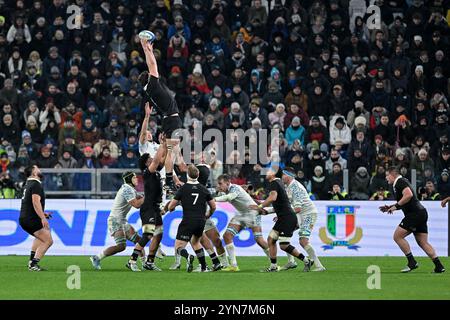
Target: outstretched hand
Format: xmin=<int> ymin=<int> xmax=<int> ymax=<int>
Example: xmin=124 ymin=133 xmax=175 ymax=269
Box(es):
xmin=379 ymin=205 xmax=390 ymax=213
xmin=140 ymin=38 xmax=153 ymax=53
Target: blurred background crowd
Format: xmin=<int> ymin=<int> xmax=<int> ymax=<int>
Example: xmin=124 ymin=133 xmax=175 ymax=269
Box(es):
xmin=0 ymin=0 xmax=450 ymax=200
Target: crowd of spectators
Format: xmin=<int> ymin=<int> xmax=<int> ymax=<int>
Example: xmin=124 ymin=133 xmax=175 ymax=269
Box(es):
xmin=0 ymin=0 xmax=450 ymax=200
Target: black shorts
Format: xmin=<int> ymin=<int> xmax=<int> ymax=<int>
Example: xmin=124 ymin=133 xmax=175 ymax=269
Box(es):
xmin=273 ymin=214 xmax=298 ymax=238
xmin=140 ymin=207 xmax=163 ymax=227
xmin=162 ymin=115 xmax=182 ymax=138
xmin=176 ymin=219 xmax=205 ymax=241
xmin=19 ymin=217 xmax=43 ymax=236
xmin=399 ymin=209 xmax=428 ymax=234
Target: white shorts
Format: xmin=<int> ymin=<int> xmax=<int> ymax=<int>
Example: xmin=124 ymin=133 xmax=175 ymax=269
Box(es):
xmin=297 ymin=212 xmax=317 ymax=238
xmin=203 ymin=218 xmax=217 ymax=233
xmin=230 ymin=212 xmax=261 ymax=229
xmin=107 ymin=217 xmax=135 ymax=244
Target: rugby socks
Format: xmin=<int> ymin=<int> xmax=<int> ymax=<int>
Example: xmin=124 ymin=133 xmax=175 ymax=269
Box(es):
xmin=147 ymin=254 xmax=156 ymax=263
xmin=130 ymin=249 xmax=141 ymax=262
xmin=263 ymin=248 xmax=270 ymax=259
xmin=208 ymin=251 xmax=220 ymax=266
xmin=406 ymin=252 xmax=417 ymax=266
xmin=225 ymin=243 xmax=238 ymax=267
xmin=177 ymin=247 xmax=189 ymax=260
xmin=96 ymin=251 xmax=106 ymax=261
xmin=30 ymin=258 xmax=40 ymax=267
xmin=286 ymin=253 xmax=296 ymax=264
xmin=270 ymin=257 xmax=277 ymax=269
xmin=29 ymin=251 xmax=36 ymax=261
xmin=175 ymin=250 xmax=182 ymax=264
xmin=295 ymin=252 xmax=307 ymax=262
xmin=195 ymin=249 xmax=207 ymax=270
xmin=432 ymin=257 xmax=444 ymax=269
xmin=304 ymin=244 xmax=322 ymax=268
xmin=218 ymin=253 xmax=229 ymax=267
xmin=166 ymin=172 xmax=173 ymax=188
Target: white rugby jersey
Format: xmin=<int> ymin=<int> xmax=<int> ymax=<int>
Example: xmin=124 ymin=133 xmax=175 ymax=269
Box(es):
xmin=286 ymin=179 xmax=317 ymax=215
xmin=109 ymin=183 xmax=138 ymax=223
xmin=139 ymin=140 xmax=166 ymax=178
xmin=215 ymin=184 xmax=258 ymax=216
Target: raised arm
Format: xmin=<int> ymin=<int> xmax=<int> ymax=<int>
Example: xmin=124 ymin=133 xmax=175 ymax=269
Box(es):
xmin=140 ymin=38 xmax=159 ymax=78
xmin=139 ymin=103 xmax=152 ymax=145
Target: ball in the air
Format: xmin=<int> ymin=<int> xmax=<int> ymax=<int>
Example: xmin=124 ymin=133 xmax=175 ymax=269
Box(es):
xmin=139 ymin=30 xmax=156 ymax=43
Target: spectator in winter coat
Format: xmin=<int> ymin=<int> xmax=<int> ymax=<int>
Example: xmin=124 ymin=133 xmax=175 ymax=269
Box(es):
xmin=329 ymin=116 xmax=352 ymax=148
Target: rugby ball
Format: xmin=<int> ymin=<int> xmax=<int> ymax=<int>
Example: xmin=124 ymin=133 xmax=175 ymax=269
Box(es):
xmin=139 ymin=30 xmax=156 ymax=43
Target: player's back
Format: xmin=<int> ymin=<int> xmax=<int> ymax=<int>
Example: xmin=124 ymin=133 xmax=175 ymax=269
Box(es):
xmin=20 ymin=179 xmax=45 ymax=219
xmin=287 ymin=179 xmax=317 ymax=214
xmin=228 ymin=184 xmax=257 ymax=214
xmin=270 ymin=178 xmax=295 ymax=217
xmin=175 ymin=182 xmax=211 ymax=220
xmin=109 ymin=184 xmax=136 ymax=222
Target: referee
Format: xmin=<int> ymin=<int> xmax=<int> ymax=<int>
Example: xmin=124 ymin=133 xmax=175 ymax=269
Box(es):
xmin=19 ymin=165 xmax=53 ymax=271
xmin=380 ymin=166 xmax=445 ymax=273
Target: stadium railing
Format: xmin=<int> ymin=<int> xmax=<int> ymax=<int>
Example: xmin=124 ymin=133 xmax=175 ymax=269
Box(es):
xmin=37 ymin=168 xmax=418 ymax=198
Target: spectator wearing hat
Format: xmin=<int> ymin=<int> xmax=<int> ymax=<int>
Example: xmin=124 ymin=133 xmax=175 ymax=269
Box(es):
xmin=410 ymin=148 xmax=435 ymax=182
xmin=93 ymin=133 xmax=119 ymax=160
xmin=224 ymin=102 xmax=245 ymax=129
xmin=106 ymin=64 xmax=130 ymax=92
xmin=187 ymin=63 xmax=211 ymax=94
xmin=245 ymin=98 xmax=269 ymax=129
xmin=103 ymin=116 xmax=125 ymax=146
xmin=58 ymin=149 xmax=78 ymax=169
xmin=42 ymin=46 xmax=65 ymax=77
xmin=207 ymin=64 xmax=231 ymax=92
xmin=284 ymin=82 xmax=308 ymax=111
xmin=168 ymin=14 xmax=191 ymax=42
xmin=25 ymin=114 xmax=43 ymax=144
xmin=260 ymin=80 xmax=284 ymax=112
xmin=329 ymin=116 xmax=352 ymax=149
xmin=34 ymin=145 xmax=57 ymax=168
xmin=20 ymin=130 xmax=39 ymax=159
xmin=437 ymin=170 xmax=450 ymax=199
xmin=205 ymin=98 xmax=225 ymax=130
xmin=285 ymin=116 xmax=305 ymax=147
xmin=268 ymin=103 xmax=286 ymax=128
xmin=349 ymin=166 xmax=370 ymax=200
xmin=117 ymin=148 xmax=139 ymax=169
xmin=1 ymin=113 xmax=21 ymax=148
xmin=310 ymin=165 xmax=328 ymax=200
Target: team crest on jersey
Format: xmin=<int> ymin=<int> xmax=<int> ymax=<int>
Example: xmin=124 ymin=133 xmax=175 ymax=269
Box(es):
xmin=319 ymin=206 xmax=362 ymax=250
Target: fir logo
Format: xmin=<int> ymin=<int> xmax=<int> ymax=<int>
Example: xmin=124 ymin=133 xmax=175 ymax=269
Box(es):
xmin=319 ymin=205 xmax=362 ymax=250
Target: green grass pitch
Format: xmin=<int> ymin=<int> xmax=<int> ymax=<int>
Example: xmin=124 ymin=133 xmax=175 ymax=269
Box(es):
xmin=0 ymin=256 xmax=449 ymax=300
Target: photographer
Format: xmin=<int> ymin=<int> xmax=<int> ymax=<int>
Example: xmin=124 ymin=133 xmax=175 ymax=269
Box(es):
xmin=418 ymin=181 xmax=440 ymax=201
xmin=0 ymin=171 xmax=17 ymax=199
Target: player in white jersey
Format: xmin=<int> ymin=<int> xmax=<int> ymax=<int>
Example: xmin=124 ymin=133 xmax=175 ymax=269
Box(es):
xmin=138 ymin=103 xmax=167 ymax=260
xmin=281 ymin=167 xmax=325 ymax=272
xmin=215 ymin=174 xmax=270 ymax=271
xmin=90 ymin=172 xmax=145 ymax=270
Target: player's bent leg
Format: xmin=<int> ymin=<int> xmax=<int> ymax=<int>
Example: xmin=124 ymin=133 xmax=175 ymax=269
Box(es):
xmin=191 ymin=235 xmax=209 ymax=272
xmin=261 ymin=234 xmax=280 ymax=272
xmin=29 ymin=228 xmax=53 ymax=271
xmin=222 ymin=224 xmax=241 ymax=271
xmin=393 ymin=226 xmax=419 ymax=273
xmin=205 ymin=228 xmax=227 ymax=270
xmin=279 ymin=241 xmax=313 ymax=272
xmin=299 ymin=236 xmax=325 ymax=271
xmin=414 ymin=233 xmax=445 ymax=273
xmin=176 ymin=239 xmax=195 ymax=273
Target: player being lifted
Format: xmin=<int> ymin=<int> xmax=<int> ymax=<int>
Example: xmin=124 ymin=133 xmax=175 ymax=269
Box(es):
xmin=380 ymin=167 xmax=445 ymax=273
xmin=250 ymin=168 xmax=313 ymax=272
xmin=170 ymin=152 xmax=227 ymax=271
xmin=281 ymin=167 xmax=325 ymax=271
xmin=165 ymin=165 xmax=217 ymax=272
xmin=90 ymin=171 xmax=145 ymax=270
xmin=140 ymin=37 xmax=182 ymax=194
xmin=216 ymin=174 xmax=270 ymax=272
xmin=126 ymin=143 xmax=167 ymax=272
xmin=138 ymin=102 xmax=168 ymax=260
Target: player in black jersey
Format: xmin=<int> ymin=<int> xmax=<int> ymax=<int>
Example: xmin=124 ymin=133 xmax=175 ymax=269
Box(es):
xmin=126 ymin=145 xmax=166 ymax=272
xmin=250 ymin=169 xmax=313 ymax=272
xmin=380 ymin=167 xmax=445 ymax=273
xmin=170 ymin=153 xmax=226 ymax=271
xmin=165 ymin=165 xmax=216 ymax=272
xmin=140 ymin=38 xmax=182 ymax=194
xmin=19 ymin=165 xmax=53 ymax=271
